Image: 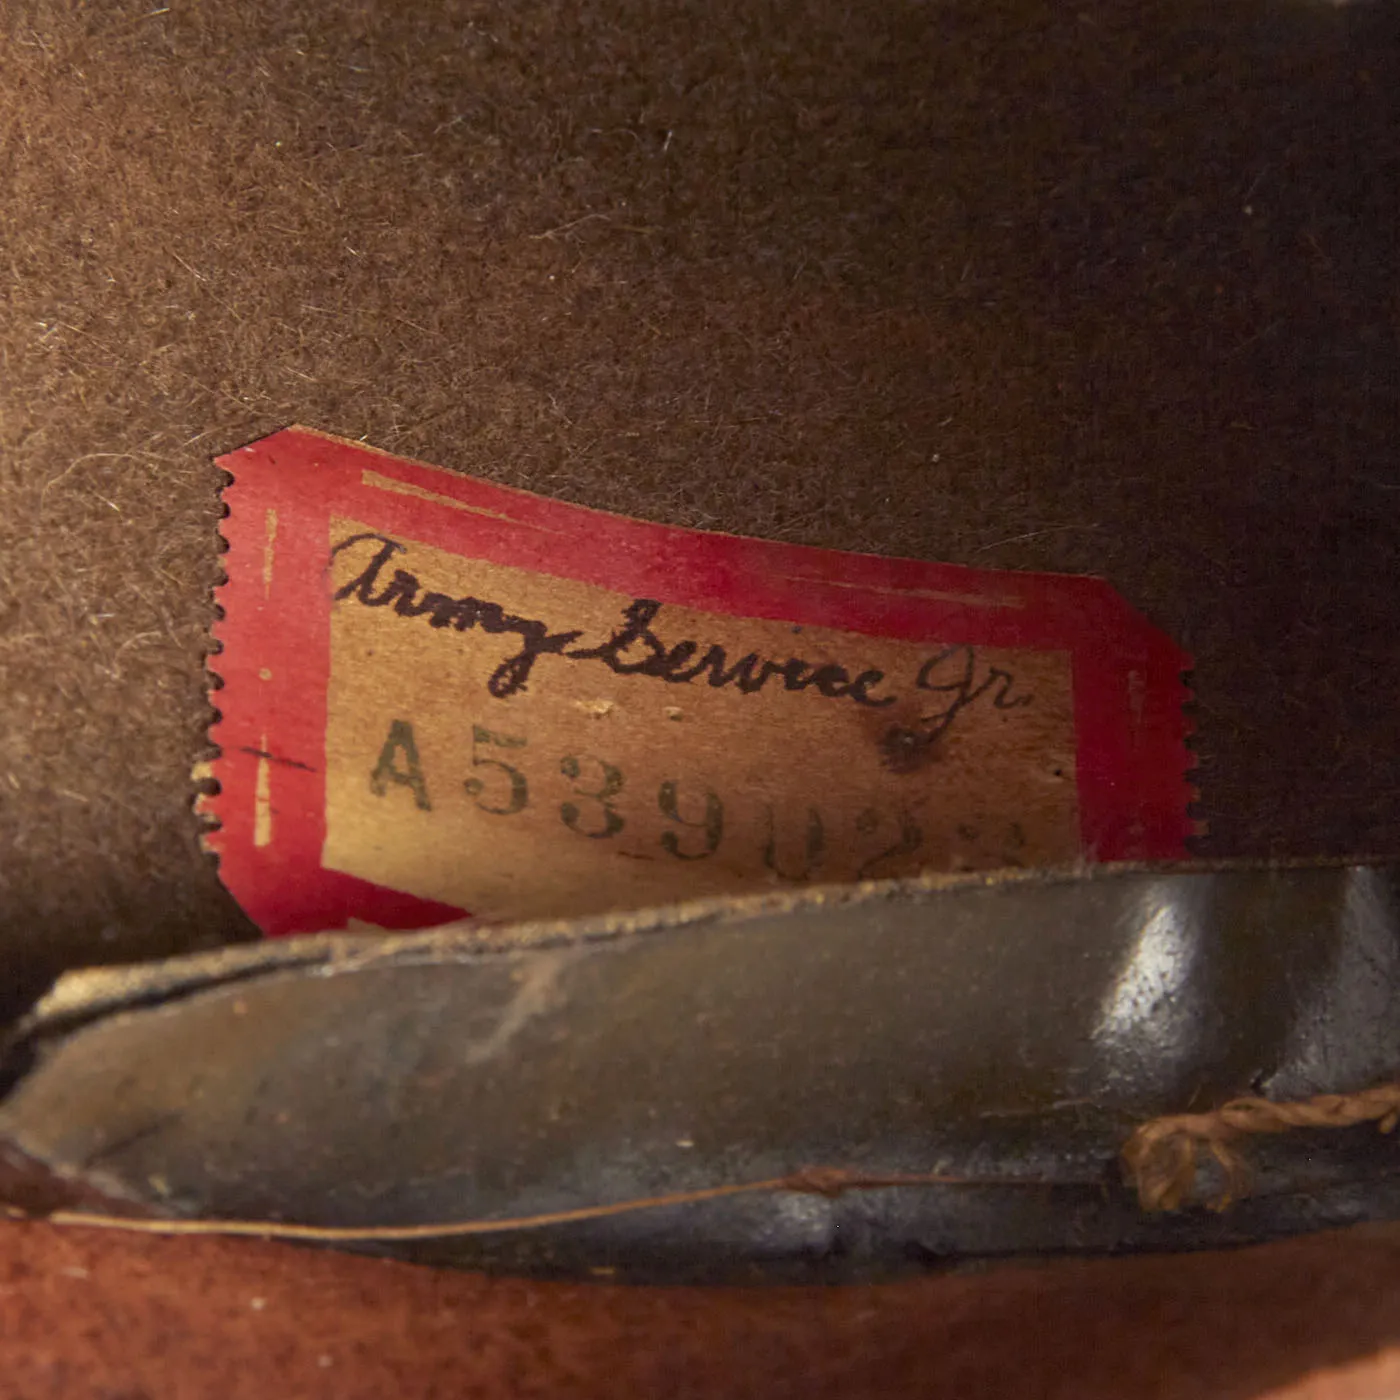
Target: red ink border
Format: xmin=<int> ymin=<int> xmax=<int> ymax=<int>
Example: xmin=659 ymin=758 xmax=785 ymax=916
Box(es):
xmin=205 ymin=426 xmax=1195 ymax=936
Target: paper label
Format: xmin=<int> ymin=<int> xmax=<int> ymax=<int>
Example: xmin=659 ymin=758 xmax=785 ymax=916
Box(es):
xmin=205 ymin=428 xmax=1193 ymax=934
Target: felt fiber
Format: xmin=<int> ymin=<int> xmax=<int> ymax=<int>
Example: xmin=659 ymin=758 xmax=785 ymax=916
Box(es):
xmin=4 ymin=1218 xmax=1400 ymax=1399
xmin=0 ymin=0 xmax=1396 ymax=981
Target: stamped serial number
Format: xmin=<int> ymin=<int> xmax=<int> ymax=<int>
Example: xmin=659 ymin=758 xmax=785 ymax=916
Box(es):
xmin=367 ymin=717 xmax=1032 ymax=883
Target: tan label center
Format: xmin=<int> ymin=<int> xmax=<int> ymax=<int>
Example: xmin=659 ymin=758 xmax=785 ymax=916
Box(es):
xmin=323 ymin=520 xmax=1080 ymax=921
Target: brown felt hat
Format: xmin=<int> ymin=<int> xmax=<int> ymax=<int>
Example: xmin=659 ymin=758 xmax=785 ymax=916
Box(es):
xmin=2 ymin=0 xmax=1398 ymax=1393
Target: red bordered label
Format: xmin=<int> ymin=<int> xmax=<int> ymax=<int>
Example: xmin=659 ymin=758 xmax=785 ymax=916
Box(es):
xmin=204 ymin=427 xmax=1194 ymax=935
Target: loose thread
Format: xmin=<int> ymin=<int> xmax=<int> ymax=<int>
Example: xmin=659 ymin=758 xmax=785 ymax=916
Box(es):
xmin=37 ymin=1168 xmax=1036 ymax=1244
xmin=1122 ymin=1081 xmax=1400 ymax=1212
xmin=22 ymin=1083 xmax=1400 ymax=1241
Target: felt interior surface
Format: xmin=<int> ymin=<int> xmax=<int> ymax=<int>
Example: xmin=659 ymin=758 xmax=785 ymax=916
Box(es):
xmin=4 ymin=1219 xmax=1400 ymax=1400
xmin=0 ymin=0 xmax=1396 ymax=978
